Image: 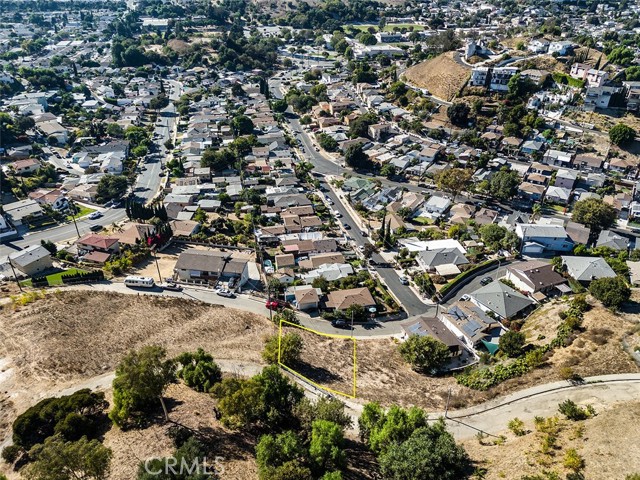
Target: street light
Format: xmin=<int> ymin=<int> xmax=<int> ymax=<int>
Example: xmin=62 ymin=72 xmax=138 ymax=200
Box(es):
xmin=65 ymin=195 xmax=81 ymax=239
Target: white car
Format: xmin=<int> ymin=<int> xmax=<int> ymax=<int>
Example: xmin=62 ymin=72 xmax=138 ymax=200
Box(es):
xmin=334 ymin=211 xmax=342 ymax=218
xmin=88 ymin=212 xmax=103 ymax=220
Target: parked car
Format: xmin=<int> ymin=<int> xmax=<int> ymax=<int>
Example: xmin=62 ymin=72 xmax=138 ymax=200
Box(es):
xmin=216 ymin=289 xmax=235 ymax=298
xmin=334 ymin=211 xmax=342 ymax=218
xmin=88 ymin=212 xmax=102 ymax=220
xmin=89 ymin=224 xmax=103 ymax=232
xmin=343 ymin=223 xmax=351 ymax=230
xmin=480 ymin=276 xmax=494 ymax=286
xmin=160 ymin=282 xmax=183 ymax=292
xmin=399 ymin=276 xmax=410 ymax=285
xmin=266 ymin=299 xmax=287 ymax=310
xmin=331 ymin=319 xmax=350 ymax=329
xmin=360 ymin=230 xmax=368 ymax=237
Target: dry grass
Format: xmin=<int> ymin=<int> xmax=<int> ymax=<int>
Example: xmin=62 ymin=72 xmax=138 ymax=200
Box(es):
xmin=403 ymin=52 xmax=471 ymax=101
xmin=463 ymin=401 xmax=640 ymax=480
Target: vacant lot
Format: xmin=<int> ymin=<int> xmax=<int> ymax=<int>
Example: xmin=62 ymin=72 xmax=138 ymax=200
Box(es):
xmin=463 ymin=400 xmax=640 ymax=480
xmin=403 ymin=51 xmax=470 ymax=101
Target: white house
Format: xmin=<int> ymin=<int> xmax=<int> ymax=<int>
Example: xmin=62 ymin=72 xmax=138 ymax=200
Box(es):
xmin=570 ymin=63 xmax=608 ymax=88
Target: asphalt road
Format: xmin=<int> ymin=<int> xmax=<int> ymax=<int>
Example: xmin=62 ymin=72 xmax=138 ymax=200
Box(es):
xmin=270 ymin=78 xmax=432 ymax=317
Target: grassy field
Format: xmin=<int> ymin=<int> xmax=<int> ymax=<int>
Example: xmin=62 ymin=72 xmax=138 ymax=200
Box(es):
xmin=66 ymin=205 xmax=95 ymax=221
xmin=20 ymin=268 xmax=87 ymax=287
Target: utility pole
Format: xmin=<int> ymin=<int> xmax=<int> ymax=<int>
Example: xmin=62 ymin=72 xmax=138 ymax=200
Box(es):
xmin=153 ymin=247 xmax=162 ymax=283
xmin=67 ymin=197 xmax=80 ymax=238
xmin=8 ymin=257 xmax=23 ymax=292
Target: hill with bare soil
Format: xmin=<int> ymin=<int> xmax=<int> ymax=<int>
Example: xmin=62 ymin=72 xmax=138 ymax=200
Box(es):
xmin=403 ymin=51 xmax=471 ymax=101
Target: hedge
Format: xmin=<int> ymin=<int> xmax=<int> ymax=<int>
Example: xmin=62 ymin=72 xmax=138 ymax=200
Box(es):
xmin=60 ymin=270 xmax=104 ymax=284
xmin=437 ymin=257 xmax=505 ymax=299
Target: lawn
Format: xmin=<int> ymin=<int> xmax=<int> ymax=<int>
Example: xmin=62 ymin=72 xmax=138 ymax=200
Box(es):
xmin=411 ymin=216 xmax=434 ymax=225
xmin=66 ymin=205 xmax=95 ymax=221
xmin=20 ymin=268 xmax=87 ymax=287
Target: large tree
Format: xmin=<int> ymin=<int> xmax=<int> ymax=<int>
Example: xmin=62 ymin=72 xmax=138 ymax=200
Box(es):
xmin=609 ymin=123 xmax=635 ymax=146
xmin=262 ymin=332 xmax=303 ymax=365
xmin=446 ymin=102 xmax=470 ymax=127
xmin=398 ymin=335 xmax=450 ymax=374
xmin=434 ymin=168 xmax=473 ymax=201
xmin=487 ymin=168 xmax=520 ymax=200
xmin=378 ymin=421 xmax=470 ymax=480
xmin=232 ymin=115 xmax=255 ymax=135
xmin=344 ymin=144 xmax=371 ymax=170
xmin=572 ymin=197 xmax=617 ymax=235
xmin=26 ymin=436 xmax=112 ymax=480
xmin=109 ymin=345 xmax=176 ymax=427
xmin=96 ymin=174 xmax=128 ymax=203
xmin=499 ymin=330 xmax=526 ymax=357
xmin=589 ymin=276 xmax=631 ymax=310
xmin=175 ymin=348 xmax=222 ymax=393
xmin=309 ymin=420 xmax=346 ymax=472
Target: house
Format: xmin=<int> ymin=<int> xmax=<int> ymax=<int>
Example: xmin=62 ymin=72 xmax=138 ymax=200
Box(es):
xmin=77 ymin=234 xmax=120 ymax=255
xmin=518 ymin=182 xmax=546 ymax=202
xmin=528 ymin=38 xmax=550 ymax=53
xmin=561 ymin=256 xmax=616 ymax=284
xmin=515 ymin=224 xmax=573 ymax=255
xmin=298 ymin=252 xmax=345 ymax=270
xmin=325 ymin=287 xmax=376 ymax=312
xmin=8 ymin=158 xmax=41 ymax=175
xmin=275 ymin=253 xmax=296 ymax=270
xmin=174 ymin=250 xmax=249 ymax=286
xmin=584 ymin=84 xmax=622 ymax=109
xmin=301 ymin=263 xmax=354 ymax=283
xmin=417 ymin=248 xmax=469 ymax=275
xmin=116 ymin=223 xmax=156 ymax=246
xmin=475 ymin=207 xmax=499 ymax=226
xmin=520 ymin=140 xmax=544 ymax=155
xmin=542 ymin=149 xmax=573 ymax=168
xmin=554 ymin=169 xmax=578 ymax=189
xmin=596 ymin=230 xmax=630 ymax=251
xmin=400 ymin=315 xmax=463 ymax=357
xmin=28 ymin=189 xmax=68 ymax=210
xmin=441 ymin=301 xmax=505 ymax=351
xmin=549 ymin=41 xmax=574 ymax=55
xmin=294 ymin=286 xmax=321 ymax=311
xmin=39 ymin=120 xmax=69 ymax=144
xmin=468 ymin=281 xmax=535 ymax=320
xmin=545 ymin=186 xmax=572 ymax=205
xmin=3 ymin=199 xmax=44 ymax=226
xmin=569 ymin=63 xmax=608 ymax=87
xmin=8 ymin=245 xmax=53 ymax=277
xmin=565 ymin=221 xmax=590 ymax=245
xmin=505 ymin=260 xmax=566 ymax=295
xmin=421 ymin=196 xmax=451 ymax=218
xmin=574 ymin=154 xmax=603 ymax=172
xmin=449 ymin=203 xmax=475 ymax=225
xmin=68 ymin=184 xmax=99 ymax=203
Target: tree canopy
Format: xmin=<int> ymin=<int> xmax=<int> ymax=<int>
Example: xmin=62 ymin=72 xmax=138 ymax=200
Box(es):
xmin=589 ymin=276 xmax=631 ymax=310
xmin=96 ymin=174 xmax=128 ymax=203
xmin=344 ymin=144 xmax=371 ymax=170
xmin=398 ymin=335 xmax=450 ymax=374
xmin=434 ymin=168 xmax=473 ymax=201
xmin=499 ymin=330 xmax=526 ymax=357
xmin=572 ymin=197 xmax=617 ymax=233
xmin=378 ymin=421 xmax=470 ymax=480
xmin=175 ymin=348 xmax=222 ymax=393
xmin=109 ymin=345 xmax=176 ymax=427
xmin=446 ymin=102 xmax=470 ymax=127
xmin=263 ymin=332 xmax=303 ymax=365
xmin=609 ymin=123 xmax=635 ymax=146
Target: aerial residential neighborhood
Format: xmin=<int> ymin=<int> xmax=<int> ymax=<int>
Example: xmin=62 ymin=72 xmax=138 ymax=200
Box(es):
xmin=1 ymin=0 xmax=640 ymax=479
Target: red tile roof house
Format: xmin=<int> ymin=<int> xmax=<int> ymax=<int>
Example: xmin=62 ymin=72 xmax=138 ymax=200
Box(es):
xmin=77 ymin=234 xmax=120 ymax=255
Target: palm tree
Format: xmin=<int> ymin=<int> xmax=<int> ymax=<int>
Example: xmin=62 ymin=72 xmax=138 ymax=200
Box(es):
xmin=532 ymin=203 xmax=542 ymax=222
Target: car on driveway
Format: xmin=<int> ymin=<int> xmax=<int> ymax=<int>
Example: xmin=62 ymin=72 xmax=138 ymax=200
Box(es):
xmin=480 ymin=276 xmax=494 ymax=286
xmin=88 ymin=212 xmax=102 ymax=220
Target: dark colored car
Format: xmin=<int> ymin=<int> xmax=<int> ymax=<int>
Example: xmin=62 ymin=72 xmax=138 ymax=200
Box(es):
xmin=480 ymin=276 xmax=494 ymax=286
xmin=89 ymin=224 xmax=103 ymax=232
xmin=343 ymin=223 xmax=351 ymax=230
xmin=331 ymin=319 xmax=350 ymax=329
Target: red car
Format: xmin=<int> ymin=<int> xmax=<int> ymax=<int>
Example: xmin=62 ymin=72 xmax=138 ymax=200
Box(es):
xmin=266 ymin=299 xmax=287 ymax=310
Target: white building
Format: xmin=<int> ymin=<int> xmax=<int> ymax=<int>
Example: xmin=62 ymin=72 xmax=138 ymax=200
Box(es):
xmin=570 ymin=63 xmax=608 ymax=88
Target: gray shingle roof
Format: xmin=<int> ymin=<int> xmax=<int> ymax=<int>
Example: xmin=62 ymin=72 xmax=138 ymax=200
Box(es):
xmin=470 ymin=281 xmax=534 ymax=319
xmin=561 ymin=256 xmax=616 ymax=282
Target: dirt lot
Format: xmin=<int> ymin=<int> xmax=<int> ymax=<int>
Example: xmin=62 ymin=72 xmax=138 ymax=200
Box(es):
xmin=463 ymin=400 xmax=640 ymax=480
xmin=403 ymin=51 xmax=471 ymax=101
xmin=1 ymin=291 xmax=639 ymax=478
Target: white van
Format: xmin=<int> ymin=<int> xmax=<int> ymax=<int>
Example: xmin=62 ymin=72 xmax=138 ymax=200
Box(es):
xmin=124 ymin=276 xmax=155 ymax=288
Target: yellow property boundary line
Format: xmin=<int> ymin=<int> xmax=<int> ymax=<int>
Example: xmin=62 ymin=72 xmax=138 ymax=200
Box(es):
xmin=278 ymin=319 xmax=357 ymax=398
